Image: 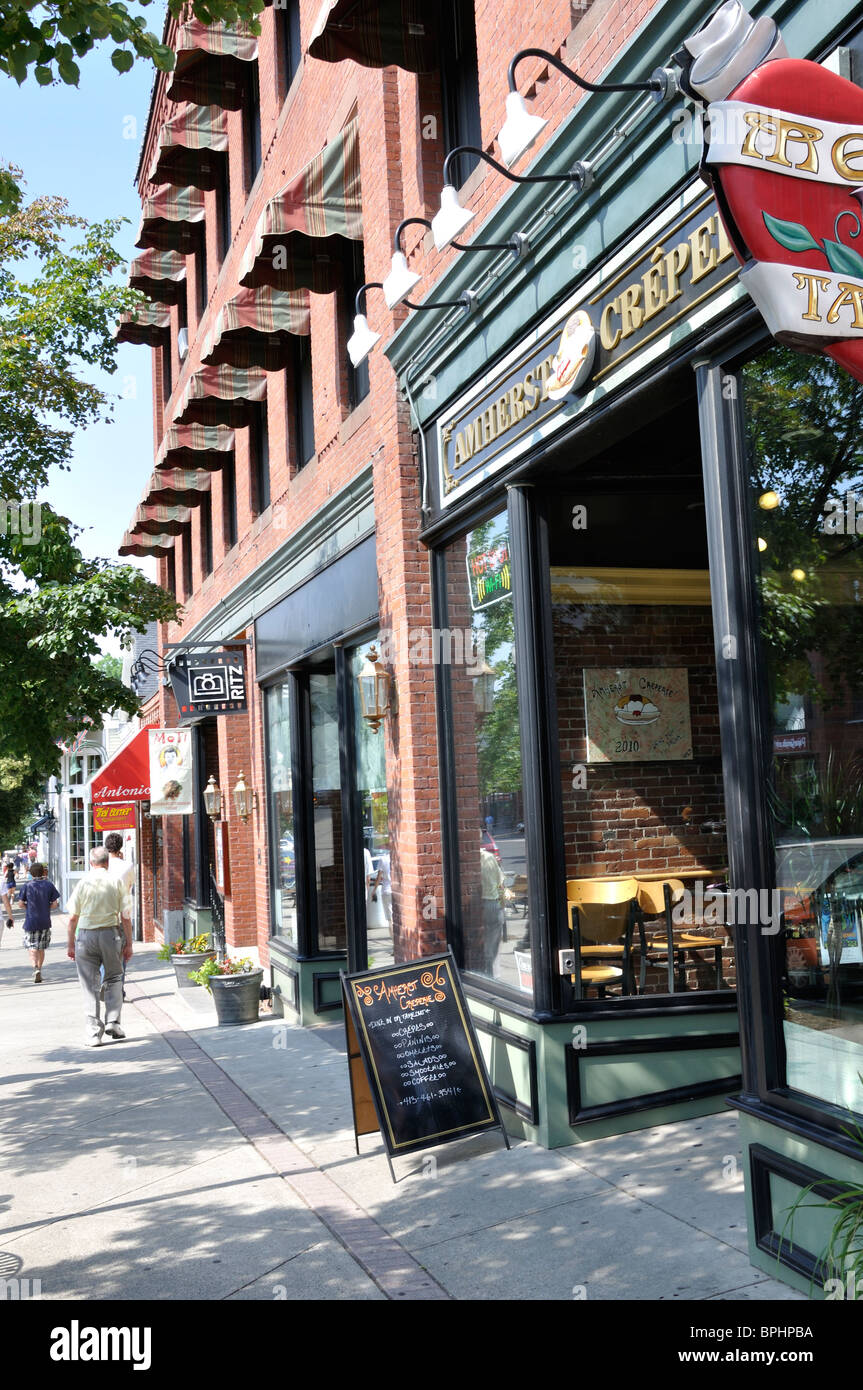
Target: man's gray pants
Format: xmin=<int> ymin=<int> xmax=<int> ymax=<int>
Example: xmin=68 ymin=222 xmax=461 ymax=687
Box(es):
xmin=75 ymin=928 xmax=125 ymax=1034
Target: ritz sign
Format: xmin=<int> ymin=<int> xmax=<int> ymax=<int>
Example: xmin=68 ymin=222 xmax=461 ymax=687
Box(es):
xmin=679 ymin=0 xmax=863 ymax=381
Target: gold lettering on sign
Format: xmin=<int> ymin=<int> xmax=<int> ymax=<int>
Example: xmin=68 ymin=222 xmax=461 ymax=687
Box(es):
xmin=618 ymin=284 xmax=643 ymax=339
xmin=741 ymin=111 xmax=823 ymax=173
xmin=641 ymin=247 xmax=667 ymax=322
xmin=600 ymin=302 xmax=622 ymax=350
xmin=792 ymin=272 xmax=832 ymax=322
xmin=689 ymin=220 xmax=717 ymax=284
xmin=826 ymin=282 xmax=863 ymax=330
xmin=664 ymin=241 xmax=691 ymax=304
xmin=831 ymin=132 xmax=863 ymax=182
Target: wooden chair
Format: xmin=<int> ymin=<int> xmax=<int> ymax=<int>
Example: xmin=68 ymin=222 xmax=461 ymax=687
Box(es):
xmin=566 ymin=878 xmax=639 ymax=998
xmin=634 ymin=879 xmax=685 ymax=993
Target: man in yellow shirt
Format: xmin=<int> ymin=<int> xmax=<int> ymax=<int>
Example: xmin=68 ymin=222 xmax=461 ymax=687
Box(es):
xmin=67 ymin=846 xmax=133 ymax=1046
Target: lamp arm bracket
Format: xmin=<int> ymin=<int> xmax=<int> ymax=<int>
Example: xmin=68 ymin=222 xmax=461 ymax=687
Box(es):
xmin=442 ymin=144 xmax=580 ymax=188
xmin=507 ymin=46 xmax=663 ymax=98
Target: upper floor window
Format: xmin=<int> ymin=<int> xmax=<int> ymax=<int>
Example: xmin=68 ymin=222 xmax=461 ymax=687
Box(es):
xmin=249 ymin=401 xmax=270 ymax=514
xmin=216 ymin=154 xmax=231 ymax=263
xmin=439 ymin=0 xmax=481 ymax=181
xmin=279 ymin=0 xmax=302 ymax=100
xmin=195 ymin=223 xmax=208 ymax=321
xmin=166 ymin=546 xmax=177 ymax=598
xmin=182 ymin=524 xmax=193 ymax=598
xmin=343 ymin=241 xmax=370 ymax=411
xmin=291 ymin=335 xmax=315 ymax=468
xmin=244 ymin=64 xmax=262 ymax=192
xmin=200 ymin=491 xmax=213 ymax=578
xmin=222 ymin=453 xmax=238 ymax=551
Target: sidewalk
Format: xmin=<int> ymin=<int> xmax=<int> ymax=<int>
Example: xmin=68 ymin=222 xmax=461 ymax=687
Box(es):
xmin=0 ymin=926 xmax=805 ymax=1302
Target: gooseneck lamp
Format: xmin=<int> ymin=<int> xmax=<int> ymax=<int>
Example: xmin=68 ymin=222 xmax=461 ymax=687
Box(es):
xmin=431 ymin=146 xmax=589 ymax=251
xmin=383 ymin=217 xmax=530 ymax=308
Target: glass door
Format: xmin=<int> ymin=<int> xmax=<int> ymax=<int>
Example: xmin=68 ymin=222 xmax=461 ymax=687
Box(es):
xmin=350 ymin=639 xmax=393 ymax=969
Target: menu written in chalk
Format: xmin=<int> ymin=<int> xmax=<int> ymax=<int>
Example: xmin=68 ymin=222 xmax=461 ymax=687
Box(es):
xmin=342 ymin=952 xmax=507 ymax=1158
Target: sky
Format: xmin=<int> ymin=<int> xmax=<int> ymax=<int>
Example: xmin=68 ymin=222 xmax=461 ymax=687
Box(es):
xmin=0 ymin=46 xmax=161 ymax=612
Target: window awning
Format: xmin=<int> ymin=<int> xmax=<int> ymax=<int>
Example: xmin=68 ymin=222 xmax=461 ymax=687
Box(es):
xmin=129 ymin=249 xmax=187 ymax=305
xmin=136 ymin=185 xmax=206 ymax=254
xmin=114 ymin=302 xmax=171 ymax=347
xmin=88 ymin=725 xmax=156 ymax=804
xmin=239 ymin=119 xmax=362 ymax=292
xmin=167 ymin=18 xmax=258 ymax=110
xmin=201 ymin=286 xmax=310 ymax=370
xmin=118 ymin=531 xmax=176 ymax=557
xmin=174 ymin=364 xmax=267 ymax=427
xmin=130 ymin=502 xmax=192 ymax=536
xmin=145 ymin=468 xmax=212 ymax=506
xmin=308 ymin=0 xmax=436 ymax=72
xmin=155 ymin=423 xmax=236 ymax=471
xmin=149 ymin=103 xmax=230 ymax=190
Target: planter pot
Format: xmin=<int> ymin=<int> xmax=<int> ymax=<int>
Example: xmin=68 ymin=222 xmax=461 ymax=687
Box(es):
xmin=209 ymin=969 xmax=264 ymax=1026
xmin=171 ymin=950 xmax=216 ymax=990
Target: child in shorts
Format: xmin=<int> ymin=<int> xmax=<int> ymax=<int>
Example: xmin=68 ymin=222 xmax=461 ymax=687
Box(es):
xmin=19 ymin=862 xmax=60 ymax=983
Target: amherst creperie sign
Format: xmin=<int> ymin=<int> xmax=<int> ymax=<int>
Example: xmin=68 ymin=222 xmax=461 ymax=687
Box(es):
xmin=436 ymin=190 xmax=738 ymax=504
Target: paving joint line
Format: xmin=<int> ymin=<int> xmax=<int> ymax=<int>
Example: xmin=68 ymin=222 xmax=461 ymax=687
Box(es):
xmin=126 ymin=981 xmax=450 ymax=1301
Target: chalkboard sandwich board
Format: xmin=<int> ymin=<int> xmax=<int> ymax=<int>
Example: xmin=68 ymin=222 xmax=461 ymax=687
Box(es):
xmin=341 ymin=951 xmax=509 ymax=1176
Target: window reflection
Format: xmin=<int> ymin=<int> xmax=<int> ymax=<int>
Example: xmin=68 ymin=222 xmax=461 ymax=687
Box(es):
xmin=266 ymin=683 xmax=297 ymax=944
xmin=353 ymin=639 xmax=394 ymax=968
xmin=745 ymin=345 xmax=863 ymax=1114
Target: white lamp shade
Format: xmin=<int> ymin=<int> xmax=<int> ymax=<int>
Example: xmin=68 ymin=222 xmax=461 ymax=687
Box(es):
xmin=382 ymin=251 xmax=421 ymax=309
xmin=431 ymin=184 xmax=475 ymax=251
xmin=497 ymin=90 xmax=548 ymax=167
xmin=347 ymin=313 xmax=381 ymax=367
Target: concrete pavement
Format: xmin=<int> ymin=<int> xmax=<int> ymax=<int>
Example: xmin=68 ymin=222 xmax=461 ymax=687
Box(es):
xmin=0 ymin=919 xmax=805 ymax=1301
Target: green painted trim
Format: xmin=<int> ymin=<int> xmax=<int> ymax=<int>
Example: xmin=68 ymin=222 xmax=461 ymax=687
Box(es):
xmin=271 ymin=950 xmax=347 ymax=1027
xmin=175 ymin=461 xmax=375 ymax=648
xmin=386 ymin=0 xmax=859 ymax=426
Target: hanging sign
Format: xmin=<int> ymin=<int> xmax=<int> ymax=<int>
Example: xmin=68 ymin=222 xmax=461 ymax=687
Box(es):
xmin=341 ymin=952 xmax=509 ymax=1177
xmin=148 ymin=728 xmax=194 ymax=815
xmin=584 ymin=667 xmax=693 ymax=763
xmin=679 ymin=0 xmax=863 ymax=382
xmin=93 ymin=803 xmax=136 ymax=833
xmin=168 ymin=649 xmax=247 ymax=723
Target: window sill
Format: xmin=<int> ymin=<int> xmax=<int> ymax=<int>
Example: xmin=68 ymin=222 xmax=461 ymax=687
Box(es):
xmin=340 ymin=395 xmax=371 ymax=444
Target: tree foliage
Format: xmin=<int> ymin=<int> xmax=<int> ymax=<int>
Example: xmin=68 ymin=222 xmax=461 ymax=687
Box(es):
xmin=0 ymin=0 xmax=265 ymax=87
xmin=0 ymin=169 xmax=176 ymax=837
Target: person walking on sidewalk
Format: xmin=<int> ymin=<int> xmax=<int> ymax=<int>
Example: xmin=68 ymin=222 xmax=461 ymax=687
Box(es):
xmin=66 ymin=846 xmax=133 ymax=1046
xmin=18 ymin=862 xmax=60 ymax=982
xmin=104 ymin=832 xmax=135 ymax=1000
xmin=3 ymin=857 xmax=17 ymax=928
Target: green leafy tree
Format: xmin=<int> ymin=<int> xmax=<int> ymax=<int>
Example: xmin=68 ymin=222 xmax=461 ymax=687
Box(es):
xmin=93 ymin=652 xmax=123 ymax=683
xmin=0 ymin=0 xmax=265 ymax=87
xmin=0 ymin=169 xmax=176 ymax=821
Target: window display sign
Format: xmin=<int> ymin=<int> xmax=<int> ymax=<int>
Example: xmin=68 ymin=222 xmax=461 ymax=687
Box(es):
xmin=341 ymin=952 xmax=508 ymax=1175
xmin=93 ymin=803 xmax=136 ymax=833
xmin=466 ymin=530 xmax=512 ymax=610
xmin=679 ymin=1 xmax=863 ymax=384
xmin=584 ymin=667 xmax=693 ymax=763
xmin=148 ymin=728 xmax=194 ymax=815
xmin=168 ymin=649 xmax=247 ymax=723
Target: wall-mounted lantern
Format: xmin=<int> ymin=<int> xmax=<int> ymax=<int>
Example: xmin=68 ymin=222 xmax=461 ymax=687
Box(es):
xmin=357 ymin=645 xmax=392 ymax=734
xmin=203 ymin=775 xmax=222 ymax=820
xmin=232 ymin=770 xmax=258 ymax=823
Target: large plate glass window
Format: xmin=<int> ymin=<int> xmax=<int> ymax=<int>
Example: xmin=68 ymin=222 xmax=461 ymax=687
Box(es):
xmin=351 ymin=639 xmax=393 ymax=968
xmin=443 ymin=508 xmax=532 ymax=996
xmin=744 ymin=344 xmax=863 ymax=1116
xmin=265 ymin=682 xmax=296 ymax=944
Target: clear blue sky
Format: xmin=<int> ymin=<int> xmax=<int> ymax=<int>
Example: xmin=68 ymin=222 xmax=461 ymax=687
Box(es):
xmin=0 ymin=47 xmax=159 ymax=596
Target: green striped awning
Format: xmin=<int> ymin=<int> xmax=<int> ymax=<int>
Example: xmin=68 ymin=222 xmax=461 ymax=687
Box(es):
xmin=130 ymin=502 xmax=191 ymax=536
xmin=167 ymin=18 xmax=258 ymax=110
xmin=129 ymin=249 xmax=187 ymax=305
xmin=174 ymin=364 xmax=267 ymax=428
xmin=136 ymin=184 xmax=206 ymax=254
xmin=155 ymin=424 xmax=236 ymax=471
xmin=308 ymin=0 xmax=436 ymax=72
xmin=149 ymin=104 xmax=229 ymax=190
xmin=145 ymin=468 xmax=212 ymax=506
xmin=114 ymin=302 xmax=171 ymax=347
xmin=239 ymin=119 xmax=362 ymax=292
xmin=201 ymin=286 xmax=310 ymax=370
xmin=118 ymin=531 xmax=176 ymax=557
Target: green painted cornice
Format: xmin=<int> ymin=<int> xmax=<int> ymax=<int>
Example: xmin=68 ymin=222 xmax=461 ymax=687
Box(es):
xmin=385 ymin=0 xmax=854 ymax=425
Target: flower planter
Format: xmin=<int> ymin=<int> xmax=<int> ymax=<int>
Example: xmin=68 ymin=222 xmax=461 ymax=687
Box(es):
xmin=171 ymin=950 xmax=217 ymax=990
xmin=209 ymin=969 xmax=264 ymax=1026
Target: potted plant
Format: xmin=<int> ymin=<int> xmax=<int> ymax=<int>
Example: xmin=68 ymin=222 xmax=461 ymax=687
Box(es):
xmin=188 ymin=955 xmax=263 ymax=1026
xmin=157 ymin=933 xmax=217 ymax=990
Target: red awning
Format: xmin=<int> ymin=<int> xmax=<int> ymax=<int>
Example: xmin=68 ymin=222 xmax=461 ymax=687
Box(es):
xmin=174 ymin=364 xmax=267 ymax=427
xmin=88 ymin=725 xmax=156 ymax=804
xmin=149 ymin=103 xmax=229 ymax=190
xmin=238 ymin=119 xmax=362 ymax=292
xmin=308 ymin=0 xmax=436 ymax=72
xmin=129 ymin=248 xmax=187 ymax=305
xmin=136 ymin=185 xmax=206 ymax=254
xmin=145 ymin=468 xmax=212 ymax=506
xmin=114 ymin=302 xmax=171 ymax=347
xmin=201 ymin=286 xmax=310 ymax=369
xmin=155 ymin=424 xmax=235 ymax=471
xmin=118 ymin=531 xmax=176 ymax=557
xmin=130 ymin=502 xmax=191 ymax=536
xmin=167 ymin=19 xmax=258 ymax=110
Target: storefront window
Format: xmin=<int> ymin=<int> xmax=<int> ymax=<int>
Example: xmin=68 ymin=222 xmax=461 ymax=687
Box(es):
xmin=443 ymin=509 xmax=532 ymax=995
xmin=266 ymin=683 xmax=296 ymax=944
xmin=68 ymin=801 xmax=86 ymax=873
xmin=310 ymin=672 xmax=346 ymax=952
xmin=744 ymin=345 xmax=863 ymax=1114
xmin=351 ymin=639 xmax=393 ymax=967
xmin=547 ymin=396 xmax=733 ymax=1001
